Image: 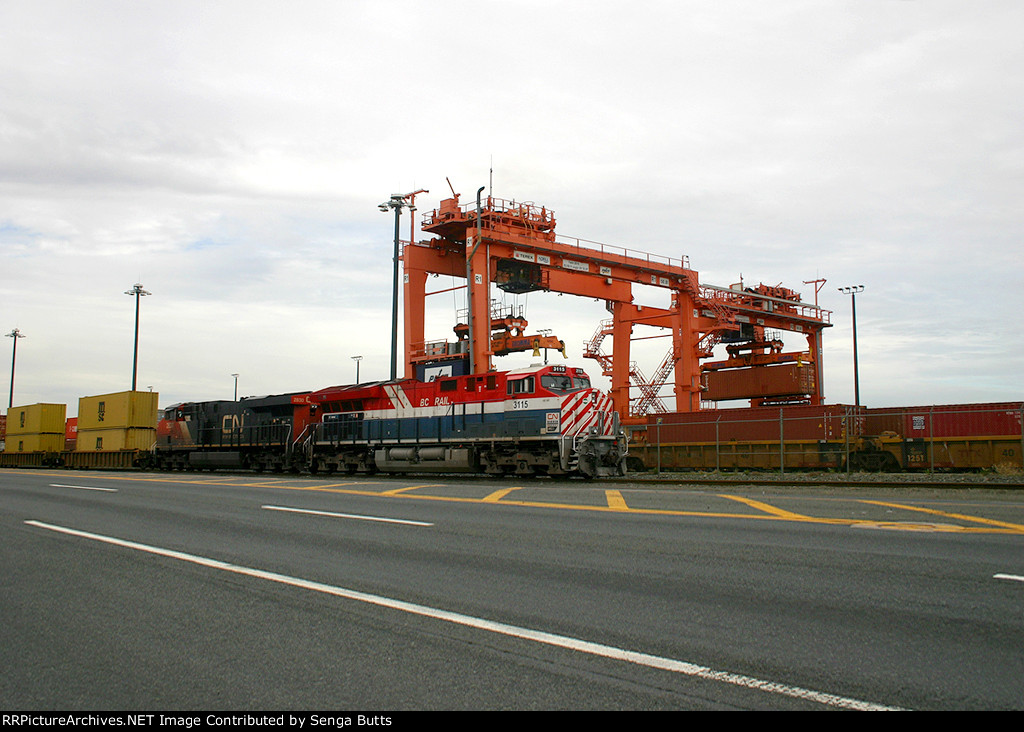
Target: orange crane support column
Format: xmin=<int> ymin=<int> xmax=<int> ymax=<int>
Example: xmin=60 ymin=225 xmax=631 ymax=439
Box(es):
xmin=402 ymin=251 xmax=428 ymax=379
xmin=675 ymin=291 xmax=701 ymax=412
xmin=402 ymin=241 xmax=466 ymax=378
xmin=466 ymin=231 xmax=492 ymax=373
xmin=610 ymin=301 xmax=633 ymax=419
xmin=806 ymin=330 xmax=824 ymax=406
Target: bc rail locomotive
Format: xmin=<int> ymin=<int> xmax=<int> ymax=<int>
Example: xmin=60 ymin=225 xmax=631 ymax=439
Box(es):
xmin=153 ymin=364 xmax=628 ymax=478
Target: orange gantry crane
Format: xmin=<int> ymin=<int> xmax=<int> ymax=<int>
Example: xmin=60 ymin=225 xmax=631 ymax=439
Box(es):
xmin=401 ymin=190 xmax=831 ymax=423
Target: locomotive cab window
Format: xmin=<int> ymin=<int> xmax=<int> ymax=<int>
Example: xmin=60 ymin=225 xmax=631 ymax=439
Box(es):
xmin=507 ymin=377 xmax=535 ymax=395
xmin=540 ymin=374 xmax=574 ymax=393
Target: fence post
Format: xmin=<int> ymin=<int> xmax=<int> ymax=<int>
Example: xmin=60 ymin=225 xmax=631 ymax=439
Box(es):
xmin=656 ymin=417 xmax=662 ymax=475
xmin=845 ymin=406 xmax=851 ymax=475
xmin=715 ymin=415 xmax=721 ymax=473
xmin=779 ymin=408 xmax=785 ymax=475
xmin=929 ymin=406 xmax=934 ymax=474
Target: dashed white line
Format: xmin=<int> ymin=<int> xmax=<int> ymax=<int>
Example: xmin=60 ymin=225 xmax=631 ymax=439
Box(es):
xmin=994 ymin=573 xmax=1024 ymax=583
xmin=24 ymin=519 xmax=902 ymax=711
xmin=50 ymin=483 xmax=117 ymax=492
xmin=261 ymin=504 xmax=433 ymax=527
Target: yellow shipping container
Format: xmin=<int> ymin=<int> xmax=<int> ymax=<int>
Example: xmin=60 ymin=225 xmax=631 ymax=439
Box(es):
xmin=77 ymin=391 xmax=159 ymax=431
xmin=4 ymin=432 xmax=65 ymax=453
xmin=75 ymin=427 xmax=157 ymax=452
xmin=5 ymin=403 xmax=67 ymax=436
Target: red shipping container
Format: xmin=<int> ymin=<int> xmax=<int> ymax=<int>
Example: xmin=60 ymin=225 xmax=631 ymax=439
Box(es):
xmin=703 ymin=363 xmax=813 ymax=402
xmin=65 ymin=417 xmax=78 ymax=450
xmin=648 ymin=404 xmax=851 ymax=444
xmin=863 ymin=403 xmax=1023 ymax=439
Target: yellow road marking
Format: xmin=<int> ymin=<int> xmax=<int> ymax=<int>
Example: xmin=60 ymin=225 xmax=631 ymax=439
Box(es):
xmin=859 ymin=500 xmax=1024 ymax=534
xmin=720 ymin=494 xmax=812 ymax=520
xmin=605 ymin=490 xmax=629 ymax=511
xmin=482 ymin=487 xmax=520 ymax=503
xmin=380 ymin=484 xmax=443 ymax=496
xmin=310 ymin=481 xmax=380 ymax=489
xmin=852 ymin=521 xmax=964 ymax=533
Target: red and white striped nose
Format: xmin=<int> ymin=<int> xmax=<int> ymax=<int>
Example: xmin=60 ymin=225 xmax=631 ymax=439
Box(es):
xmin=560 ymin=390 xmax=615 ymax=437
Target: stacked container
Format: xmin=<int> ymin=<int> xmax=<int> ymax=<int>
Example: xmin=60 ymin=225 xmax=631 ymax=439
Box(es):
xmin=75 ymin=390 xmax=159 ymax=452
xmin=3 ymin=403 xmax=67 ymax=453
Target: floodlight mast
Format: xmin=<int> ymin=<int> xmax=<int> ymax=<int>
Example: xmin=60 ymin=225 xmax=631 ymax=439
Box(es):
xmin=6 ymin=328 xmax=25 ymax=408
xmin=379 ymin=190 xmax=427 ymax=381
xmin=124 ymin=283 xmax=151 ymax=392
xmin=837 ymin=285 xmax=865 ymax=406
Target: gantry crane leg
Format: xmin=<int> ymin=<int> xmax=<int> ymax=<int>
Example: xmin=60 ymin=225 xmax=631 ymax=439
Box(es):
xmin=610 ymin=301 xmax=633 ymax=419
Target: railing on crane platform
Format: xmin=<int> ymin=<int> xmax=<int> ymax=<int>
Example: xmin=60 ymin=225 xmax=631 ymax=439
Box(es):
xmin=423 ymin=196 xmax=556 ymax=231
xmin=700 ymin=284 xmax=832 ymax=324
xmin=555 ymin=234 xmax=691 ymax=275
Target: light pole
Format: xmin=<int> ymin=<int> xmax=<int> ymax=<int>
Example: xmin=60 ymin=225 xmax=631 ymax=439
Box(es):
xmin=6 ymin=328 xmax=25 ymax=408
xmin=837 ymin=285 xmax=865 ymax=406
xmin=124 ymin=283 xmax=151 ymax=391
xmin=351 ymin=355 xmax=362 ymax=384
xmin=232 ymin=373 xmax=239 ymax=401
xmin=378 ymin=190 xmax=427 ymax=381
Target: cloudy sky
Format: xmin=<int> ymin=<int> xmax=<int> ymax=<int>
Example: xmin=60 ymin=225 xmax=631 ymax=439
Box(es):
xmin=2 ymin=0 xmax=1022 ymax=416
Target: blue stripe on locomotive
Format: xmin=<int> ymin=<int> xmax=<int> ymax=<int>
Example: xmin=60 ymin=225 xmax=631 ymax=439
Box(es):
xmin=323 ymin=408 xmax=554 ymax=443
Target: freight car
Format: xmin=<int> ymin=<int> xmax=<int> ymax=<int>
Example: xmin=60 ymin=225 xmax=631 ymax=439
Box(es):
xmin=631 ymin=402 xmax=1024 ymax=472
xmin=851 ymin=402 xmax=1024 ymax=472
xmin=152 ymin=364 xmax=628 ymax=478
xmin=1 ymin=392 xmax=160 ymax=469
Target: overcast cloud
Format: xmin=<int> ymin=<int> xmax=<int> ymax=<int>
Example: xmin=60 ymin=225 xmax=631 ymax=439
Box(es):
xmin=2 ymin=0 xmax=1021 ymax=414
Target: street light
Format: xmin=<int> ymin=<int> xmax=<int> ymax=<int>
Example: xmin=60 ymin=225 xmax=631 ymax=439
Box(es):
xmin=6 ymin=328 xmax=25 ymax=408
xmin=231 ymin=373 xmax=239 ymax=401
xmin=837 ymin=285 xmax=865 ymax=406
xmin=124 ymin=283 xmax=151 ymax=392
xmin=351 ymin=355 xmax=362 ymax=384
xmin=379 ymin=190 xmax=427 ymax=381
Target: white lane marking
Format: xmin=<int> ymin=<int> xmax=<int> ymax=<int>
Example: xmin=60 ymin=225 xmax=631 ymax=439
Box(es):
xmin=994 ymin=573 xmax=1024 ymax=583
xmin=50 ymin=483 xmax=117 ymax=493
xmin=24 ymin=520 xmax=901 ymax=711
xmin=261 ymin=505 xmax=433 ymax=527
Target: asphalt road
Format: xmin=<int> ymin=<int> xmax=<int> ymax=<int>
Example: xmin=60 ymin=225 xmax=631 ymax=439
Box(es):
xmin=2 ymin=468 xmax=1022 ymax=710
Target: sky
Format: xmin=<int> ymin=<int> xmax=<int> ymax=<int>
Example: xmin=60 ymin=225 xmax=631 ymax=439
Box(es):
xmin=2 ymin=0 xmax=1022 ymax=417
